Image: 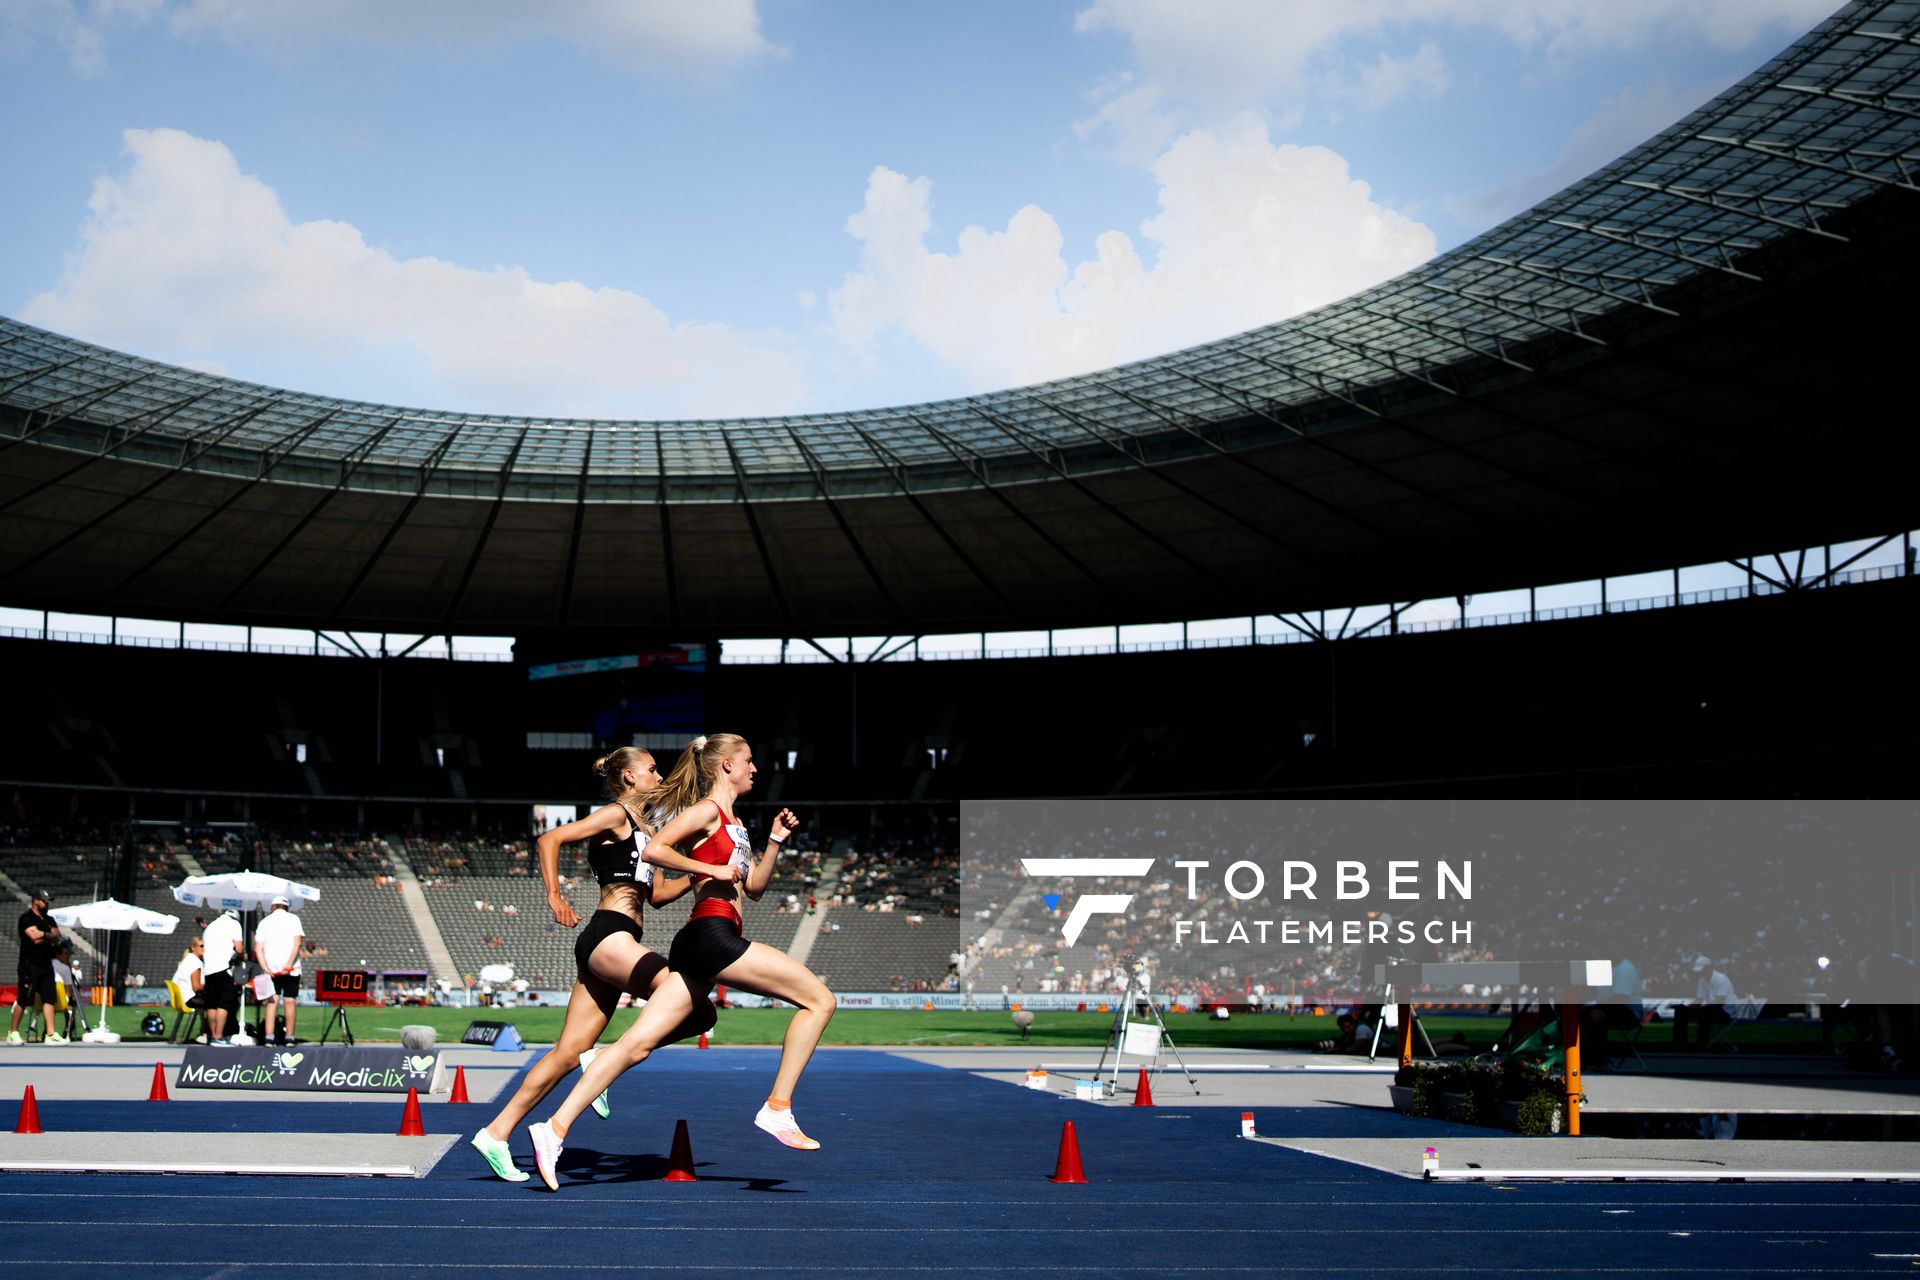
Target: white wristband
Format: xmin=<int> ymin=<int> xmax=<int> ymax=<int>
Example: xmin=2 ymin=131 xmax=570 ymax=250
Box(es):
xmin=768 ymin=833 xmax=786 ymax=846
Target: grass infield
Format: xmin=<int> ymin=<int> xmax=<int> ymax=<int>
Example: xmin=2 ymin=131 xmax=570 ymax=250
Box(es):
xmin=83 ymin=1004 xmax=1829 ymax=1052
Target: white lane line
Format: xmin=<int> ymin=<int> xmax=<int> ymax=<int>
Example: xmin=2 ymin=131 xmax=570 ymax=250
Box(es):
xmin=1429 ymin=1170 xmax=1919 ymax=1183
xmin=0 ymin=1162 xmax=423 ymax=1177
xmin=0 ymin=1192 xmax=1912 ymax=1207
xmin=41 ymin=1222 xmax=1920 ymax=1236
xmin=9 ymin=1263 xmax=1916 ymax=1274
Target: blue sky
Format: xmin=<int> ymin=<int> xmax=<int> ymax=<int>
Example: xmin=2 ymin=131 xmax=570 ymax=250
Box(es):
xmin=0 ymin=0 xmax=1842 ymax=421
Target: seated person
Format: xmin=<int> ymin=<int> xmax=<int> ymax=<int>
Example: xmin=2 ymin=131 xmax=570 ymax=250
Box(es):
xmin=1316 ymin=1013 xmax=1362 ymax=1053
xmin=171 ymin=938 xmax=207 ymax=1008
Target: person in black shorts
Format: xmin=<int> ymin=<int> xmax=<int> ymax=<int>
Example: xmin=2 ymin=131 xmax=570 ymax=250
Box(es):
xmin=469 ymin=746 xmax=738 ymax=1185
xmin=530 ymin=732 xmax=831 ymax=1183
xmin=9 ymin=891 xmax=63 ymax=1045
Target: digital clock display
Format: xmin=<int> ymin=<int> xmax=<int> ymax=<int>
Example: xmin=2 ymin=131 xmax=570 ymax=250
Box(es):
xmin=315 ymin=969 xmax=373 ymax=1005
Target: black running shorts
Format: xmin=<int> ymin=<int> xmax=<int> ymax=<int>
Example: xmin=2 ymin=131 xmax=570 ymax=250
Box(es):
xmin=668 ymin=915 xmax=750 ymax=990
xmin=574 ymin=909 xmax=645 ymax=976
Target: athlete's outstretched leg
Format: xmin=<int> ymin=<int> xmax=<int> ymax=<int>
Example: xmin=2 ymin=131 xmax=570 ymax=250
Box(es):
xmin=714 ymin=943 xmax=835 ymax=1148
xmin=471 ymin=978 xmax=615 ymax=1181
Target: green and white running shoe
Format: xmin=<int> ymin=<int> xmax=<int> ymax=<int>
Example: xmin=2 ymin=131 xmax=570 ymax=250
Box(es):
xmin=578 ymin=1048 xmax=610 ymax=1119
xmin=469 ymin=1129 xmax=530 ymax=1183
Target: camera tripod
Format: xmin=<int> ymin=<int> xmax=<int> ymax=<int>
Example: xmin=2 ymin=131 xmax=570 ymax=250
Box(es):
xmin=1094 ymin=968 xmax=1201 ymax=1097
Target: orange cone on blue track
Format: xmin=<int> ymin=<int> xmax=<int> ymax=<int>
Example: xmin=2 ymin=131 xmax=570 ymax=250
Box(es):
xmin=1049 ymin=1120 xmax=1087 ymax=1183
xmin=397 ymin=1087 xmax=425 ymax=1136
xmin=1132 ymin=1067 xmax=1154 ymax=1107
xmin=14 ymin=1085 xmax=43 ymax=1134
xmin=663 ymin=1118 xmax=698 ymax=1182
xmin=449 ymin=1065 xmax=470 ymax=1104
xmin=147 ymin=1063 xmax=170 ymax=1102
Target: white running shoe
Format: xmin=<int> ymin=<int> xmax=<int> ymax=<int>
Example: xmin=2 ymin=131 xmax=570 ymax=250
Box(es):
xmin=469 ymin=1129 xmax=530 ymax=1183
xmin=529 ymin=1121 xmax=564 ymax=1191
xmin=578 ymin=1048 xmax=610 ymax=1119
xmin=5 ymin=1031 xmax=21 ymax=1046
xmin=44 ymin=1033 xmax=70 ymax=1045
xmin=753 ymin=1103 xmax=821 ymax=1150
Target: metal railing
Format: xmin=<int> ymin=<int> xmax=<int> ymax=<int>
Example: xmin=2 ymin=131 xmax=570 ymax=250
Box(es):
xmin=721 ymin=562 xmax=1909 ymax=664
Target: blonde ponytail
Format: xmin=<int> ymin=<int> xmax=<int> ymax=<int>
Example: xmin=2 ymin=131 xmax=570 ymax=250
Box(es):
xmin=645 ymin=732 xmax=745 ymax=831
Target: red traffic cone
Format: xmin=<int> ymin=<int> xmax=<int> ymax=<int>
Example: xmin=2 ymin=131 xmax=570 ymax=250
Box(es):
xmin=449 ymin=1065 xmax=470 ymax=1104
xmin=397 ymin=1087 xmax=425 ymax=1137
xmin=1048 ymin=1120 xmax=1087 ymax=1183
xmin=13 ymin=1085 xmax=42 ymax=1135
xmin=662 ymin=1118 xmax=698 ymax=1182
xmin=1132 ymin=1067 xmax=1154 ymax=1107
xmin=147 ymin=1062 xmax=170 ymax=1102
xmin=697 ymin=1031 xmax=709 ymax=1050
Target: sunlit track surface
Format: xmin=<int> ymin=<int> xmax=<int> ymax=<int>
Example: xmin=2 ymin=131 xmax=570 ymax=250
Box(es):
xmin=1 ymin=1050 xmax=1918 ymax=1278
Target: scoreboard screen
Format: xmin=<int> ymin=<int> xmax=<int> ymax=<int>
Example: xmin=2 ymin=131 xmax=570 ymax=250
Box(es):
xmin=315 ymin=969 xmax=373 ymax=1006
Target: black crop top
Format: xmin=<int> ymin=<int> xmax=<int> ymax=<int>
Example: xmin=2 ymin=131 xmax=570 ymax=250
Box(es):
xmin=587 ymin=805 xmax=653 ymax=889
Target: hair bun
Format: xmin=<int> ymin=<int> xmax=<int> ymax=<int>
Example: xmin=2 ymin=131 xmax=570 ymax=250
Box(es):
xmin=689 ymin=735 xmax=708 ymax=752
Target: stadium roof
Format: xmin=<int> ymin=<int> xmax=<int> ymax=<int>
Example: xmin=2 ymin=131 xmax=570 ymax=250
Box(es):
xmin=2 ymin=0 xmax=1917 ymax=637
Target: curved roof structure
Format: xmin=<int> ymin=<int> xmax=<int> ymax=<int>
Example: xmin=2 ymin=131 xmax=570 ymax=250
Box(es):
xmin=2 ymin=0 xmax=1917 ymax=637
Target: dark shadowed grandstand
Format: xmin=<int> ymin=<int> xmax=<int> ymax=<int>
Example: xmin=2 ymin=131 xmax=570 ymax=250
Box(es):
xmin=0 ymin=0 xmax=1914 ymax=997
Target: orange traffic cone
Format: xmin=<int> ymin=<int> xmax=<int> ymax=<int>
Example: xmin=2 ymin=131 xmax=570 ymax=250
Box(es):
xmin=662 ymin=1118 xmax=698 ymax=1182
xmin=449 ymin=1065 xmax=470 ymax=1104
xmin=397 ymin=1087 xmax=425 ymax=1136
xmin=13 ymin=1085 xmax=42 ymax=1134
xmin=1048 ymin=1120 xmax=1087 ymax=1183
xmin=147 ymin=1062 xmax=170 ymax=1102
xmin=697 ymin=1031 xmax=709 ymax=1050
xmin=1132 ymin=1067 xmax=1154 ymax=1107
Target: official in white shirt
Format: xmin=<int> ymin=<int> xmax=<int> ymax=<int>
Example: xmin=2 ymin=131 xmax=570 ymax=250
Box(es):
xmin=200 ymin=909 xmax=244 ymax=1043
xmin=253 ymin=896 xmax=306 ymax=1047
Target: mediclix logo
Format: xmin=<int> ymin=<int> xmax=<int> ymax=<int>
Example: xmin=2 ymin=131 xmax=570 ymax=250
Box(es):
xmin=1020 ymin=858 xmax=1154 ymax=946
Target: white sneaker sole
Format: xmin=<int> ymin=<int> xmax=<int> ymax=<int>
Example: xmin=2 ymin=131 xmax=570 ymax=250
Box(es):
xmin=529 ymin=1122 xmax=563 ymax=1191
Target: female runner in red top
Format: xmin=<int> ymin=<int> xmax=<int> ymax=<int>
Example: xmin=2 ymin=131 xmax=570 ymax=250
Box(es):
xmin=469 ymin=746 xmax=742 ymax=1182
xmin=528 ymin=733 xmax=834 ymax=1188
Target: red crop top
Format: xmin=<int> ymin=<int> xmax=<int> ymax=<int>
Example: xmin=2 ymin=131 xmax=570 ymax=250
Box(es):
xmin=688 ymin=801 xmax=752 ymax=928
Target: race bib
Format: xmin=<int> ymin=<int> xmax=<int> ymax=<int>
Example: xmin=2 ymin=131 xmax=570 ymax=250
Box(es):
xmin=726 ymin=822 xmax=752 ymax=875
xmin=633 ymin=832 xmax=653 ymax=885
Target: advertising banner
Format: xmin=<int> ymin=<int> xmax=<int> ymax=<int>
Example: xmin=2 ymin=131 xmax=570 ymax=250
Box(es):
xmin=176 ymin=1046 xmax=442 ymax=1093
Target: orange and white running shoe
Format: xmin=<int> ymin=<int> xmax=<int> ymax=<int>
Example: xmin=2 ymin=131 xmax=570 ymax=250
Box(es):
xmin=753 ymin=1103 xmax=821 ymax=1150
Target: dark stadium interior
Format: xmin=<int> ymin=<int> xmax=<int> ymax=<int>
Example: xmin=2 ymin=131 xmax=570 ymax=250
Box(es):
xmin=0 ymin=575 xmax=1912 ymax=835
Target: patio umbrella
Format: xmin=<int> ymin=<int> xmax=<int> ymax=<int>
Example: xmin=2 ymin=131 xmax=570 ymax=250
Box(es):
xmin=172 ymin=871 xmax=320 ymax=913
xmin=172 ymin=872 xmax=320 ymax=1045
xmin=47 ymin=897 xmax=179 ymax=1042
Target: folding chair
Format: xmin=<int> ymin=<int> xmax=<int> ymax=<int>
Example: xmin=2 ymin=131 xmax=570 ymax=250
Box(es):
xmin=1705 ymin=997 xmax=1762 ymax=1053
xmin=166 ymin=980 xmax=206 ymax=1044
xmin=1607 ymin=1013 xmax=1648 ymax=1071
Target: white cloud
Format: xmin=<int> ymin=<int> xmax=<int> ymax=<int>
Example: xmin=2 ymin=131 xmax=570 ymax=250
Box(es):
xmin=21 ymin=128 xmax=806 ymax=418
xmin=829 ymin=115 xmax=1435 ymax=392
xmin=0 ymin=0 xmax=158 ymax=73
xmin=1344 ymin=42 xmax=1449 ymax=111
xmin=1072 ymin=0 xmax=1840 ymax=150
xmin=1 ymin=0 xmax=777 ymax=75
xmin=1452 ymin=79 xmax=1728 ymax=227
xmin=167 ymin=0 xmax=778 ymax=73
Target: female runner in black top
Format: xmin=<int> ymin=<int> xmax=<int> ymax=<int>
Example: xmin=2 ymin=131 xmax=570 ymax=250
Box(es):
xmin=528 ymin=733 xmax=833 ymax=1188
xmin=469 ymin=746 xmax=741 ymax=1182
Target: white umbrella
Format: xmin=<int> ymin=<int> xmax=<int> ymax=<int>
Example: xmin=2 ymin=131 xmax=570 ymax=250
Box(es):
xmin=48 ymin=898 xmax=179 ymax=1042
xmin=49 ymin=897 xmax=181 ymax=934
xmin=172 ymin=871 xmax=320 ymax=913
xmin=172 ymin=872 xmax=320 ymax=1045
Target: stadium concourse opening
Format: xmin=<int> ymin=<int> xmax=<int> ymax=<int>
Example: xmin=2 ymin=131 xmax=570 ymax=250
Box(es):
xmin=0 ymin=2 xmax=1918 ymax=1275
